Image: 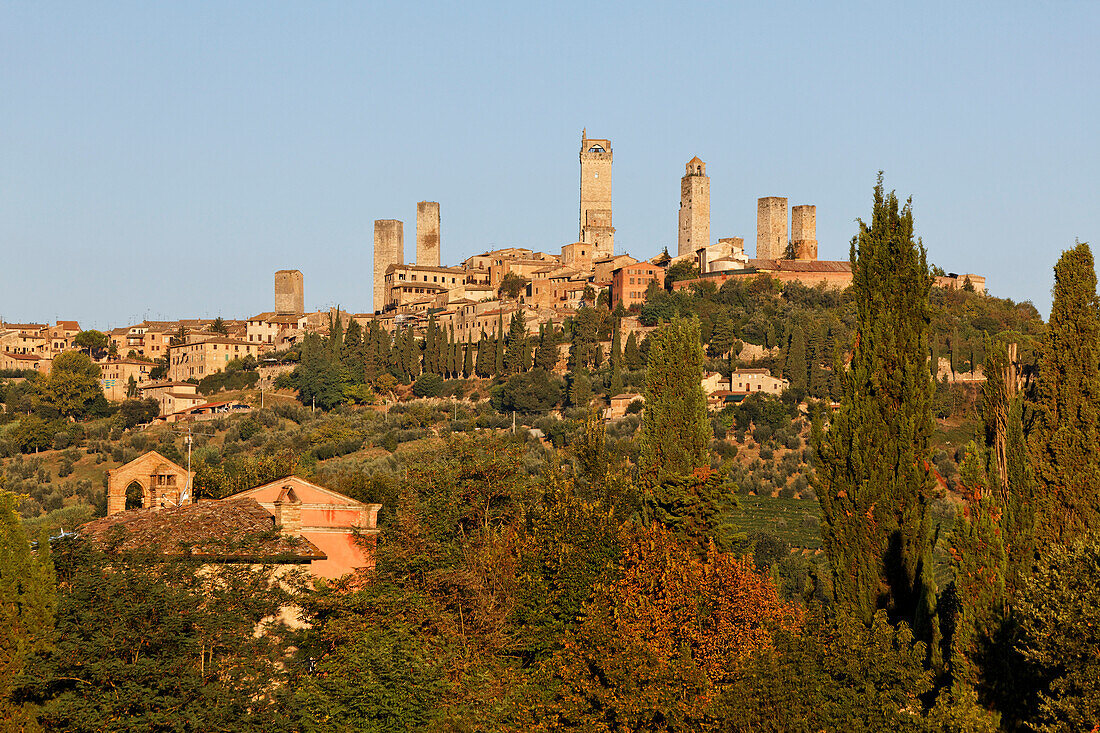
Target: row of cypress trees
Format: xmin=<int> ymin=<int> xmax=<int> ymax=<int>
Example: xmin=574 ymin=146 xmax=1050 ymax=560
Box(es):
xmin=814 ymin=173 xmax=1100 ymax=727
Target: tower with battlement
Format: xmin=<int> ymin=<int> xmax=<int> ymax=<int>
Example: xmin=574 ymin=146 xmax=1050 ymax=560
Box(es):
xmin=373 ymin=219 xmax=403 ymax=313
xmin=678 ymin=157 xmax=710 ymax=257
xmin=416 ymin=201 xmax=440 ymax=268
xmin=579 ymin=129 xmax=614 ymax=257
xmin=274 ymin=269 xmax=304 ymax=315
xmin=791 ymin=205 xmax=818 ymax=260
xmin=756 ymin=197 xmax=789 ymax=260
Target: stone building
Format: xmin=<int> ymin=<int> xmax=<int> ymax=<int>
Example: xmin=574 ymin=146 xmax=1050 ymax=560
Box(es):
xmin=579 ymin=129 xmax=614 ymax=257
xmin=373 ymin=219 xmax=404 ymax=314
xmin=167 ymin=337 xmax=266 ymax=381
xmin=416 ymin=201 xmax=441 ymax=268
xmin=225 ymin=476 xmax=382 ymax=578
xmin=274 ymin=269 xmax=304 ymax=315
xmin=107 ymin=450 xmax=193 ymax=515
xmin=678 ymin=157 xmax=710 ymax=257
xmin=757 ymin=196 xmax=789 ymax=260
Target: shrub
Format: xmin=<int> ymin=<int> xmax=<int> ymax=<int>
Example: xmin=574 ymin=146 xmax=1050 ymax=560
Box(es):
xmin=412 ymin=373 xmax=444 ymax=398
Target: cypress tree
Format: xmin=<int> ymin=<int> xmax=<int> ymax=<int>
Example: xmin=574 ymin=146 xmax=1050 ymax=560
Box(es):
xmin=504 ymin=312 xmax=527 ymax=374
xmin=475 ymin=331 xmax=490 ymax=378
xmin=813 ymin=176 xmax=938 ymax=641
xmin=0 ymin=492 xmax=56 ymax=727
xmin=624 ymin=332 xmax=642 ymax=371
xmin=982 ymin=337 xmax=1035 ymax=589
xmin=784 ymin=326 xmax=808 ymax=391
xmin=494 ymin=314 xmax=505 ymax=376
xmin=569 ymin=368 xmax=592 ymax=408
xmin=638 ymin=317 xmax=710 ymax=482
xmin=608 ymin=321 xmax=624 ymax=396
xmin=463 ymin=343 xmax=474 ymax=378
xmin=1028 ymin=241 xmax=1100 ymax=545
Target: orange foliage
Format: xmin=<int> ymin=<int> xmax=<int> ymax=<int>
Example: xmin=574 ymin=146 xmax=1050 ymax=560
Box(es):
xmin=609 ymin=523 xmax=802 ymax=679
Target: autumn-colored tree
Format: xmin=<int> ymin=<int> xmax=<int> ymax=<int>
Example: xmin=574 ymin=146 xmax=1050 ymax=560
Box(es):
xmin=536 ymin=523 xmax=800 ymax=730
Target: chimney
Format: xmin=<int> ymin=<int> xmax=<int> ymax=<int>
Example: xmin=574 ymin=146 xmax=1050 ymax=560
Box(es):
xmin=273 ymin=487 xmax=302 ymax=535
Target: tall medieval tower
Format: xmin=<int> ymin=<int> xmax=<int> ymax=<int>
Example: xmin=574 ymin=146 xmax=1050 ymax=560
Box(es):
xmin=791 ymin=205 xmax=818 ymax=260
xmin=756 ymin=197 xmax=789 ymax=260
xmin=416 ymin=201 xmax=441 ymax=267
xmin=373 ymin=219 xmax=403 ymax=314
xmin=678 ymin=157 xmax=710 ymax=257
xmin=579 ymin=129 xmax=614 ymax=257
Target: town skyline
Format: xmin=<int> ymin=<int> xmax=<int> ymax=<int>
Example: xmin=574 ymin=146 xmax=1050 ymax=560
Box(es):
xmin=4 ymin=2 xmax=1098 ymax=327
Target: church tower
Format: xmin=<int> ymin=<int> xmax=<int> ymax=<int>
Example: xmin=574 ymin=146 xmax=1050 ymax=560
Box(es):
xmin=579 ymin=129 xmax=614 ymax=257
xmin=678 ymin=157 xmax=710 ymax=257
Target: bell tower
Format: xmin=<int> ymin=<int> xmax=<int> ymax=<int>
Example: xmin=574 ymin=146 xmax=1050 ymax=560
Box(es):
xmin=579 ymin=129 xmax=614 ymax=257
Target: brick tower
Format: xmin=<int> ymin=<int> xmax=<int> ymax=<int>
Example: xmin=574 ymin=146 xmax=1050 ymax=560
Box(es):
xmin=791 ymin=205 xmax=818 ymax=261
xmin=373 ymin=219 xmax=403 ymax=313
xmin=579 ymin=129 xmax=614 ymax=257
xmin=678 ymin=156 xmax=710 ymax=257
xmin=416 ymin=201 xmax=441 ymax=267
xmin=756 ymin=197 xmax=789 ymax=260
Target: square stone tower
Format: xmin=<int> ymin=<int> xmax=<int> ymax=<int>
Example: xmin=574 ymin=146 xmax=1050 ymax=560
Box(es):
xmin=791 ymin=205 xmax=818 ymax=261
xmin=274 ymin=269 xmax=304 ymax=315
xmin=579 ymin=129 xmax=614 ymax=257
xmin=678 ymin=156 xmax=710 ymax=257
xmin=756 ymin=197 xmax=789 ymax=260
xmin=373 ymin=219 xmax=403 ymax=314
xmin=416 ymin=201 xmax=441 ymax=268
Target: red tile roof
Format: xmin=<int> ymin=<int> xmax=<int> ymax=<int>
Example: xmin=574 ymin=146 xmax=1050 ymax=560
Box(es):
xmin=78 ymin=498 xmax=325 ymax=562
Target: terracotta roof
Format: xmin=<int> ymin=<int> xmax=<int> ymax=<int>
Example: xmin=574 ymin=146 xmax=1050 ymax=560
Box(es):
xmin=78 ymin=498 xmax=325 ymax=562
xmin=748 ymin=259 xmax=852 ymax=273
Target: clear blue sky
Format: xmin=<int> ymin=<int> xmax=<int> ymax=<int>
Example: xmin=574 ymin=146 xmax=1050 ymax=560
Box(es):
xmin=2 ymin=1 xmax=1097 ymax=328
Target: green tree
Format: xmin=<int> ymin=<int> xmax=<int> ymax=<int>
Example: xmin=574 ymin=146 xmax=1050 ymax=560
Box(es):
xmin=1014 ymin=537 xmax=1100 ymax=732
xmin=568 ymin=368 xmax=592 ymax=409
xmin=19 ymin=542 xmax=298 ymax=732
xmin=73 ymin=330 xmax=108 ymax=355
xmin=813 ymin=176 xmax=939 ymax=646
xmin=209 ymin=317 xmax=229 ymax=336
xmin=462 ymin=342 xmax=474 ymax=378
xmin=783 ymin=325 xmax=808 ymax=391
xmin=36 ymin=351 xmax=104 ymax=419
xmin=0 ymin=492 xmax=56 ymax=730
xmin=1027 ymin=241 xmax=1100 ymax=545
xmin=638 ymin=317 xmax=710 ymax=482
xmin=624 ymin=331 xmax=643 ymax=371
xmin=504 ymin=312 xmax=528 ymax=375
xmin=608 ymin=319 xmax=624 ymax=396
xmin=497 ymin=271 xmax=528 ymax=300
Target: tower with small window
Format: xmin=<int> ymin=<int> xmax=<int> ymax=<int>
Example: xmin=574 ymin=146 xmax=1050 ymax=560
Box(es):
xmin=579 ymin=129 xmax=614 ymax=257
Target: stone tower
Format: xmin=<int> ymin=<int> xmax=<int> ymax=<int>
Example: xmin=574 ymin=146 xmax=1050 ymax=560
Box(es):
xmin=756 ymin=197 xmax=789 ymax=260
xmin=274 ymin=269 xmax=304 ymax=315
xmin=579 ymin=129 xmax=614 ymax=257
xmin=373 ymin=219 xmax=403 ymax=314
xmin=791 ymin=205 xmax=818 ymax=261
xmin=416 ymin=201 xmax=441 ymax=268
xmin=678 ymin=156 xmax=710 ymax=257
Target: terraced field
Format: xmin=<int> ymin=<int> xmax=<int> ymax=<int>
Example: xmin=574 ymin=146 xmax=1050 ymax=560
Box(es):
xmin=735 ymin=494 xmax=823 ymax=550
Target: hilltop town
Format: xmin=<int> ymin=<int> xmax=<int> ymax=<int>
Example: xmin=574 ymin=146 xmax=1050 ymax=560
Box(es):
xmin=2 ymin=130 xmax=985 ymax=423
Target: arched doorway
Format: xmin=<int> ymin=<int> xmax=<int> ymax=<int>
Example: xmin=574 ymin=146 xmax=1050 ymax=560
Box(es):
xmin=124 ymin=481 xmax=146 ymax=510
